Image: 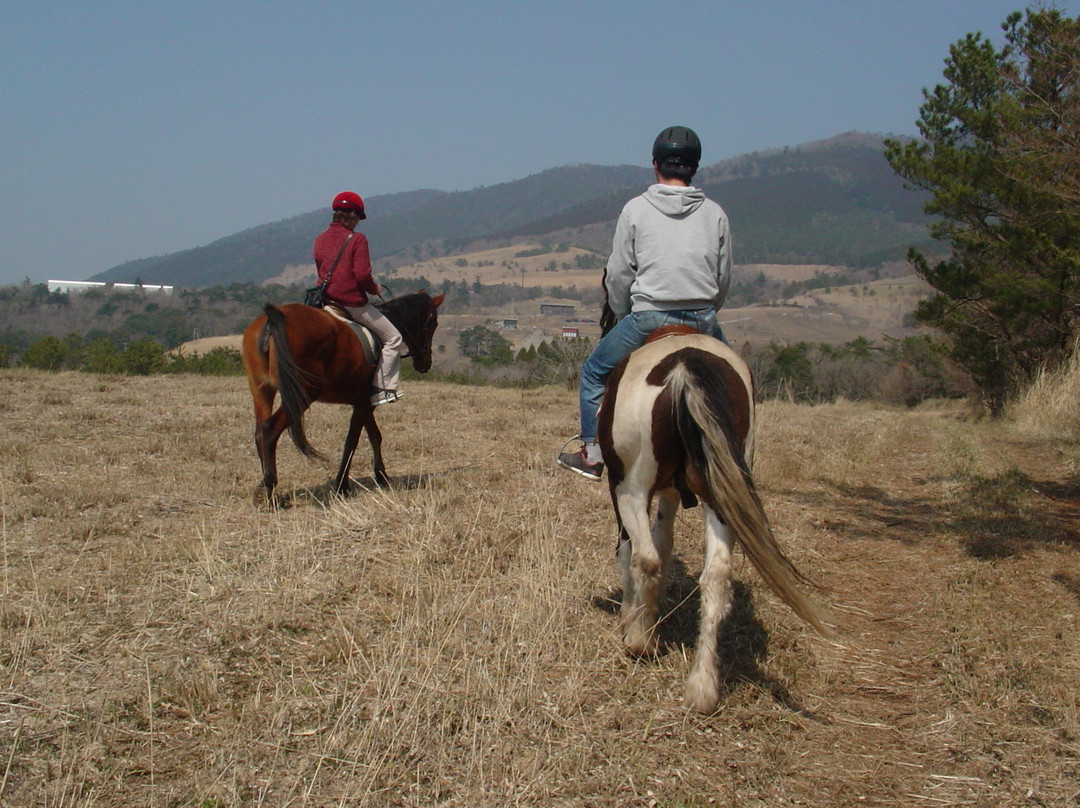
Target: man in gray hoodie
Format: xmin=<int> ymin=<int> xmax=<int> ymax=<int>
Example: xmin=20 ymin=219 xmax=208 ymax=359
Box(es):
xmin=558 ymin=126 xmax=732 ymax=480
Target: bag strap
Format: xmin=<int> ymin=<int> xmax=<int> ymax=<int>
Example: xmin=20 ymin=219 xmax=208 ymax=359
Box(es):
xmin=316 ymin=233 xmax=354 ymax=294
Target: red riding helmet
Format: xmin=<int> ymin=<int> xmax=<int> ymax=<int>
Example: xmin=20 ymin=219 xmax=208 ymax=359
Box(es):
xmin=332 ymin=191 xmax=366 ymax=219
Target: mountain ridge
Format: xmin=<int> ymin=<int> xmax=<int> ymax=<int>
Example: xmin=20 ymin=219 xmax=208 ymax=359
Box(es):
xmin=90 ymin=132 xmax=933 ymax=288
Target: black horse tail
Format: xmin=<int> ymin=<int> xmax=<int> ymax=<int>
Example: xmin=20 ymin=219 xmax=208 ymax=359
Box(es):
xmin=262 ymin=304 xmax=324 ymax=461
xmin=667 ymin=354 xmax=833 ymax=637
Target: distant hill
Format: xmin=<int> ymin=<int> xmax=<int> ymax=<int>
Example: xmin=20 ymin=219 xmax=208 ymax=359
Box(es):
xmin=90 ymin=132 xmax=934 ymax=288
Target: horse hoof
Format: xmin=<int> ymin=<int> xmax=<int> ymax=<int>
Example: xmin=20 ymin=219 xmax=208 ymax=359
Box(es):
xmin=684 ymin=670 xmax=721 ymax=714
xmin=252 ymin=485 xmax=287 ymax=510
xmin=622 ymin=628 xmax=659 ymax=658
xmin=683 ymin=689 xmax=720 ymax=715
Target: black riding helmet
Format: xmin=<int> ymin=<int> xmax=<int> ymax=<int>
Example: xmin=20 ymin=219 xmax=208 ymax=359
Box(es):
xmin=652 ymin=125 xmax=702 ymax=166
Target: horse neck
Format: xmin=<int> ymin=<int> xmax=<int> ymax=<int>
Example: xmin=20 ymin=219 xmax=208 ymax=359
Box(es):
xmin=381 ymin=294 xmax=427 ymax=352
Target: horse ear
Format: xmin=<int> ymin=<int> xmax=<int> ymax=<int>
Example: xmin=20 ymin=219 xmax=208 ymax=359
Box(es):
xmin=432 ymin=293 xmax=445 ymax=307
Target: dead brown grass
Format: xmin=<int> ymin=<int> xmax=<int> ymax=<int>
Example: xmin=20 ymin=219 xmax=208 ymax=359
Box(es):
xmin=1 ymin=369 xmax=1078 ymax=806
xmin=1009 ymin=343 xmax=1080 ymax=443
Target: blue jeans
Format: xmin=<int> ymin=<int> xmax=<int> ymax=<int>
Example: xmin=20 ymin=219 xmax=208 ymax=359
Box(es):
xmin=578 ymin=309 xmax=726 ymax=442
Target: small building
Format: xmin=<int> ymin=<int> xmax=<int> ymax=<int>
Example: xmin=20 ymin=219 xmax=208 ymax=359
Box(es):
xmin=501 ymin=318 xmax=519 ymax=331
xmin=561 ymin=326 xmax=580 ymax=338
xmin=541 ymin=303 xmax=576 ymax=317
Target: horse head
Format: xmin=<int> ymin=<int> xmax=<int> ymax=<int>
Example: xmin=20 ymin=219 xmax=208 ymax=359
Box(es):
xmin=379 ymin=291 xmax=445 ymax=373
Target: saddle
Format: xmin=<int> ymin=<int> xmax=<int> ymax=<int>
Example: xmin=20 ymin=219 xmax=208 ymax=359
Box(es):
xmin=324 ymin=304 xmax=381 ymax=365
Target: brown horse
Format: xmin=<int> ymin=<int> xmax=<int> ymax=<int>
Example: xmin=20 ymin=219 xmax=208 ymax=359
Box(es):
xmin=241 ymin=291 xmax=444 ymax=502
xmin=597 ymin=330 xmax=832 ymax=713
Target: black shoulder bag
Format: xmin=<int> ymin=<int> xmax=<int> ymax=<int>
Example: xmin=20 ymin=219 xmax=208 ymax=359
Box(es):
xmin=304 ymin=233 xmax=354 ymax=308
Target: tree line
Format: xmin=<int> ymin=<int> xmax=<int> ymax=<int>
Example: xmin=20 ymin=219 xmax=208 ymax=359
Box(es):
xmin=5 ymin=334 xmax=243 ymax=375
xmin=432 ymin=325 xmax=972 ymax=407
xmin=3 ymin=322 xmax=971 ymax=411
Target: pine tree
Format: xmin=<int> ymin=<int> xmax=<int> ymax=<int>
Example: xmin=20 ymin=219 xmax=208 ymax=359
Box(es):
xmin=885 ymin=9 xmax=1080 ymax=414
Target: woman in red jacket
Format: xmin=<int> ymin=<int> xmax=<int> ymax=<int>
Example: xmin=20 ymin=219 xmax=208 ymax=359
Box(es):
xmin=313 ymin=191 xmax=403 ymax=406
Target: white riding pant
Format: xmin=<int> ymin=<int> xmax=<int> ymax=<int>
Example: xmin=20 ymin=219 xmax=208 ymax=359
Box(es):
xmin=345 ymin=302 xmax=403 ymax=392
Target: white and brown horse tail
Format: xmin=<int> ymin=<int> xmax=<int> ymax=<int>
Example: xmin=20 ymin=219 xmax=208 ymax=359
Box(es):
xmin=664 ymin=352 xmax=831 ymax=636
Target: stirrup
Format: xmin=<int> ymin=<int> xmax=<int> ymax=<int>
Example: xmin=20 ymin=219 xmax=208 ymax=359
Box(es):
xmin=557 ymin=434 xmax=583 ymax=460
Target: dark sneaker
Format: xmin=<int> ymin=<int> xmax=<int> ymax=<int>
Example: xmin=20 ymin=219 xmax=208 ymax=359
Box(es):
xmin=557 ymin=445 xmax=604 ymax=481
xmin=371 ymin=389 xmax=402 ymax=407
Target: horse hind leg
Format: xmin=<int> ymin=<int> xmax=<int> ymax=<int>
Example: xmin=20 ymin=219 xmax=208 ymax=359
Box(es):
xmin=616 ymin=487 xmax=663 ymax=656
xmin=652 ymin=488 xmax=679 ymax=586
xmin=255 ymin=406 xmax=289 ymax=504
xmin=684 ymin=505 xmax=734 ymax=714
xmin=247 ymin=374 xmax=284 ymax=503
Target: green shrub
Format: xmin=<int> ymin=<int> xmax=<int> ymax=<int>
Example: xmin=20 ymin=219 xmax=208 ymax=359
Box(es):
xmin=123 ymin=339 xmax=167 ymax=375
xmin=19 ymin=336 xmax=66 ymax=370
xmin=85 ymin=338 xmax=125 ymax=374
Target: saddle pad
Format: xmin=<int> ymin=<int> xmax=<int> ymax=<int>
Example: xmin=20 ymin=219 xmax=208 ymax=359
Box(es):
xmin=324 ymin=306 xmax=381 ymax=365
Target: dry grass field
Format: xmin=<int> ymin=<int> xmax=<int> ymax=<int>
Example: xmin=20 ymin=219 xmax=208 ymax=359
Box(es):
xmin=1 ymin=367 xmax=1078 ymax=807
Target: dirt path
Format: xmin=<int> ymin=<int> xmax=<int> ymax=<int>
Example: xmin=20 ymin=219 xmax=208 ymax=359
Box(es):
xmin=746 ymin=404 xmax=1080 ymax=805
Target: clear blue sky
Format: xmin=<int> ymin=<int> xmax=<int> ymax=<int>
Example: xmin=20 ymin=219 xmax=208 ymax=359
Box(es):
xmin=2 ymin=1 xmax=1075 ymax=287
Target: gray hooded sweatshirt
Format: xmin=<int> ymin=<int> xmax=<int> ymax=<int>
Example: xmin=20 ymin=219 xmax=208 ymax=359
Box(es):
xmin=604 ymin=184 xmax=732 ymax=320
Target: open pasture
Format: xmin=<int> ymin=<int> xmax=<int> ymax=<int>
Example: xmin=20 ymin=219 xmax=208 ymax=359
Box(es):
xmin=0 ymin=369 xmax=1078 ymax=806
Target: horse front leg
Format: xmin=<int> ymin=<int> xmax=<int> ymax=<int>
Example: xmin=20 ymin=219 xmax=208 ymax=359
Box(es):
xmin=365 ymin=410 xmax=388 ymax=488
xmin=684 ymin=506 xmax=734 ymax=714
xmin=333 ymin=405 xmax=368 ymax=496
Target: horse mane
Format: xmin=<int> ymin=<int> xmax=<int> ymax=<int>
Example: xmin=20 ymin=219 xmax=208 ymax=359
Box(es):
xmin=377 ymin=291 xmax=431 ymax=335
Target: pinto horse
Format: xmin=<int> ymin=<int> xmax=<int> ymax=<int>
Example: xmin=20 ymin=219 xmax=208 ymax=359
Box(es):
xmin=597 ymin=329 xmax=831 ymax=713
xmin=241 ymin=291 xmax=444 ymax=502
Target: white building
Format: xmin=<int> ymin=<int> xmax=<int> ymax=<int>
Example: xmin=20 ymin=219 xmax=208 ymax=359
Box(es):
xmin=47 ymin=280 xmax=174 ymax=295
